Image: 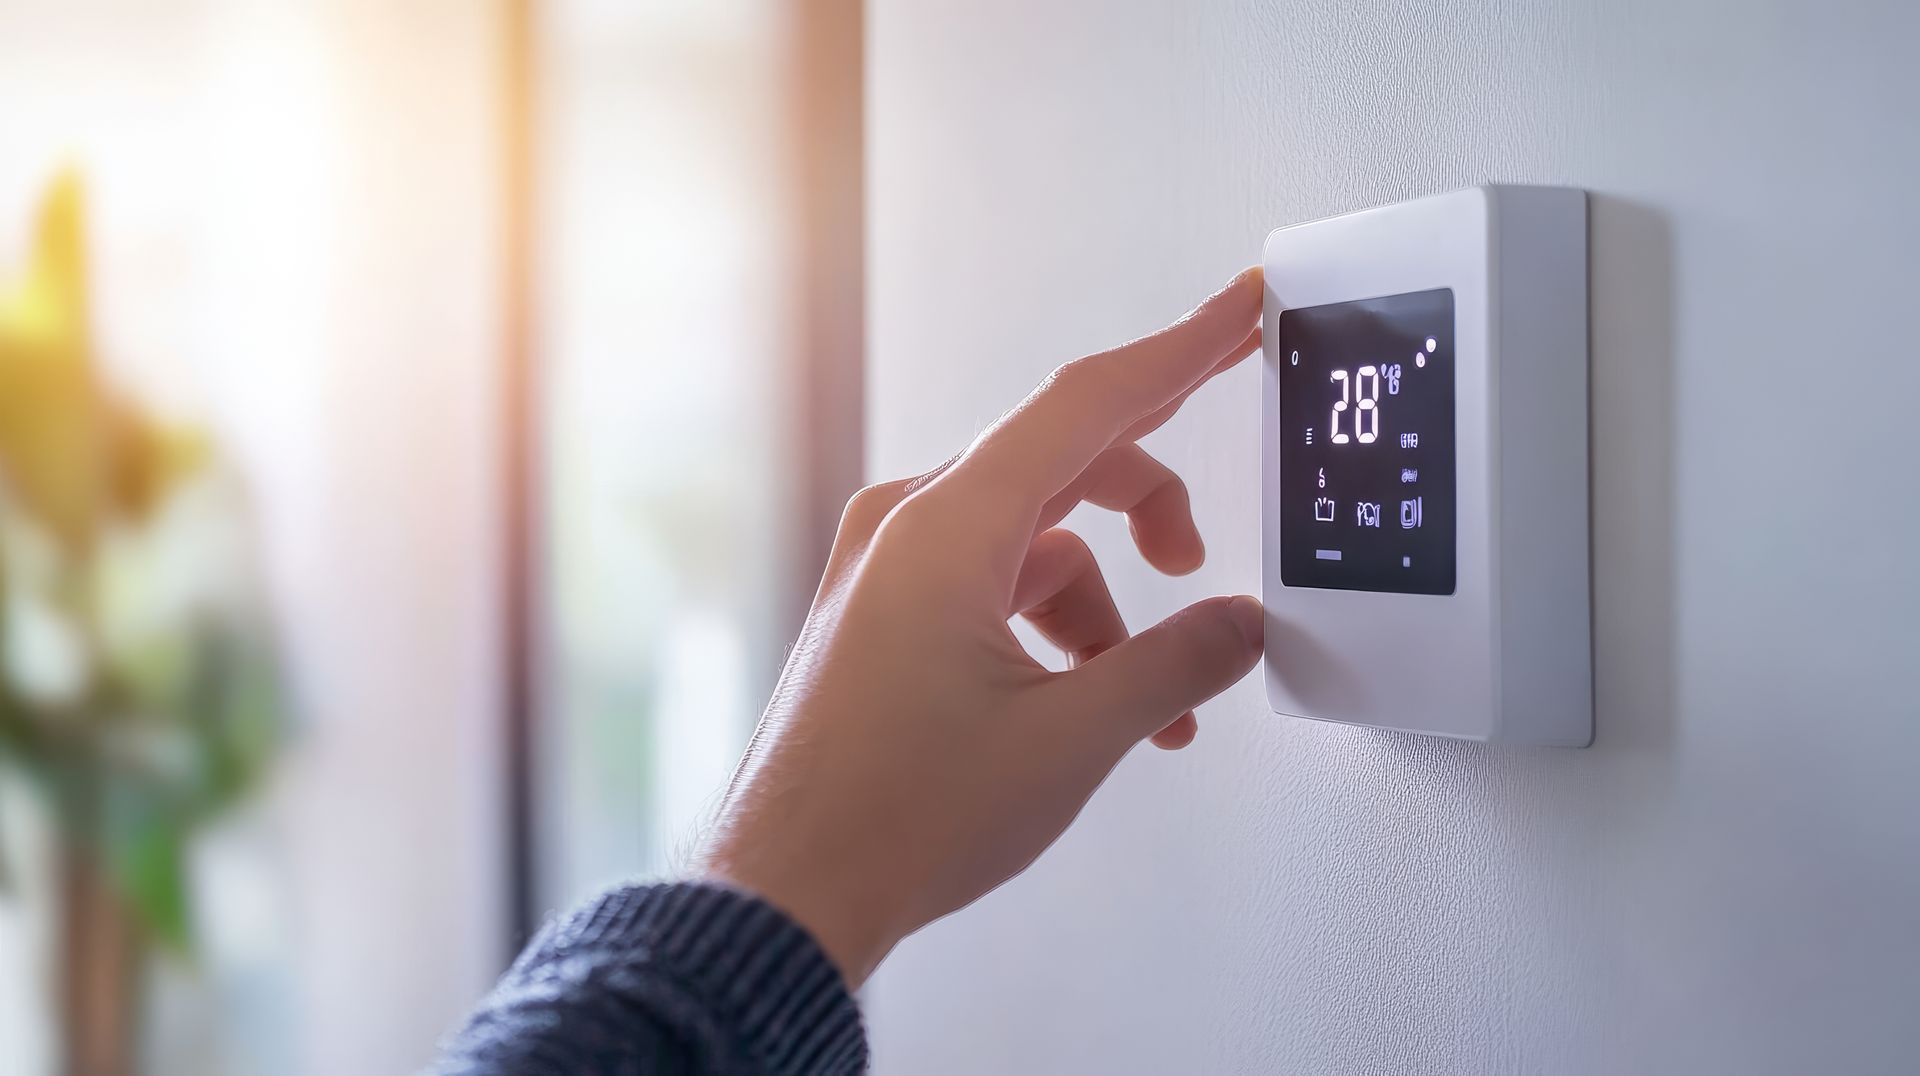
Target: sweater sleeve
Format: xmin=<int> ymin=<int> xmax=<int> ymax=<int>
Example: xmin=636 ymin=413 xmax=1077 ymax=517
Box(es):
xmin=427 ymin=881 xmax=869 ymax=1075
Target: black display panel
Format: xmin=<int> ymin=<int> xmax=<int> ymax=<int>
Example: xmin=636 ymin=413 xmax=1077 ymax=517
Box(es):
xmin=1277 ymin=288 xmax=1455 ymax=594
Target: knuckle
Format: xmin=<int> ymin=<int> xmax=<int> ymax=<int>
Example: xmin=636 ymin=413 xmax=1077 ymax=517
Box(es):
xmin=843 ymin=452 xmax=965 ymax=536
xmin=842 ymin=480 xmax=903 ymax=524
xmin=834 ymin=494 xmax=881 ymax=543
xmin=1042 ymin=355 xmax=1105 ymax=399
xmin=1023 ymin=595 xmax=1065 ymax=624
xmin=834 ymin=479 xmax=921 ymax=555
xmin=1043 ymin=527 xmax=1096 ymax=566
xmin=866 ymin=482 xmax=947 ymax=544
xmin=1151 ymin=470 xmax=1191 ymax=508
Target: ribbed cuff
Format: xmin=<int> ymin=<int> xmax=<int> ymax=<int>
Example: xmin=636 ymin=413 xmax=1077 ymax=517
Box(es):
xmin=545 ymin=881 xmax=868 ymax=1075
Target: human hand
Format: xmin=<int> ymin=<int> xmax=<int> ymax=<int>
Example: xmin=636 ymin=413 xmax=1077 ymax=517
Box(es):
xmin=700 ymin=269 xmax=1266 ymax=988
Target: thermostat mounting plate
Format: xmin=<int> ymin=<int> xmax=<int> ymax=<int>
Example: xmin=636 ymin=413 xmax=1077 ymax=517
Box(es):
xmin=1260 ymin=185 xmax=1591 ymax=745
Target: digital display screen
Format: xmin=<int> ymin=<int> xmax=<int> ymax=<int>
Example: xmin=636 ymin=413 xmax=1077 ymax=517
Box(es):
xmin=1277 ymin=288 xmax=1455 ymax=594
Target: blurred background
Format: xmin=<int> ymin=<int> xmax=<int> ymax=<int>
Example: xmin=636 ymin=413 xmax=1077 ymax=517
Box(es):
xmin=0 ymin=1 xmax=862 ymax=1072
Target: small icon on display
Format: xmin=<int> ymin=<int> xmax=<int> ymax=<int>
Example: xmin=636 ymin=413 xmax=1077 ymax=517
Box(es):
xmin=1400 ymin=496 xmax=1422 ymax=529
xmin=1400 ymin=432 xmax=1419 ymax=449
xmin=1403 ymin=556 xmax=1412 ymax=568
xmin=1400 ymin=468 xmax=1418 ymax=483
xmin=1355 ymin=501 xmax=1382 ymax=527
xmin=1317 ymin=467 xmax=1327 ymax=489
xmin=1415 ymin=351 xmax=1426 ymax=369
xmin=1305 ymin=426 xmax=1314 ymax=445
xmin=1315 ymin=549 xmax=1342 ymax=561
xmin=1290 ymin=350 xmax=1300 ymax=366
xmin=1313 ymin=497 xmax=1336 ymax=522
xmin=1425 ymin=337 xmax=1437 ymax=353
xmin=1385 ymin=363 xmax=1402 ymax=395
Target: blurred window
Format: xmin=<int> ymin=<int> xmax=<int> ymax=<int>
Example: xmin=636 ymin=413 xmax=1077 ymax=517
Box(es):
xmin=530 ymin=0 xmax=859 ymax=912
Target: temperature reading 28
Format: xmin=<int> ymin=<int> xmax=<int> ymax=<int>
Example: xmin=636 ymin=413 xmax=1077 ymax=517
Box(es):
xmin=1277 ymin=286 xmax=1454 ymax=597
xmin=1328 ymin=366 xmax=1382 ymax=445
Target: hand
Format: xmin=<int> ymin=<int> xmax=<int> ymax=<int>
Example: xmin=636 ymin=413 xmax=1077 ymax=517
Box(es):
xmin=699 ymin=269 xmax=1266 ymax=988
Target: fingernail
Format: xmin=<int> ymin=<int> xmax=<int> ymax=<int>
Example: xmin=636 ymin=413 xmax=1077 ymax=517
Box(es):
xmin=1224 ymin=595 xmax=1264 ymax=651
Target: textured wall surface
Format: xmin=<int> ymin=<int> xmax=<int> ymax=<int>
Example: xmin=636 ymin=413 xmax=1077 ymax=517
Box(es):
xmin=865 ymin=2 xmax=1920 ymax=1072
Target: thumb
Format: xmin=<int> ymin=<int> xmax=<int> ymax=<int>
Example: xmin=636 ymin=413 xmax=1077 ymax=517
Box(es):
xmin=1059 ymin=595 xmax=1264 ymax=747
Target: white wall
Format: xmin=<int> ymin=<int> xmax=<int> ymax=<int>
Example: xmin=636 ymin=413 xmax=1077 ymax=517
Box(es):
xmin=866 ymin=2 xmax=1920 ymax=1072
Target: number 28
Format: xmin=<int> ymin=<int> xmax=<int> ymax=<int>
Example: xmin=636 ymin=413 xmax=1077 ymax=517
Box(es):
xmin=1329 ymin=365 xmax=1380 ymax=445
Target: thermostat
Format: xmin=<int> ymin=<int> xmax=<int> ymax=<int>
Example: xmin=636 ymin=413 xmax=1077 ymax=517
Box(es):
xmin=1260 ymin=185 xmax=1591 ymax=745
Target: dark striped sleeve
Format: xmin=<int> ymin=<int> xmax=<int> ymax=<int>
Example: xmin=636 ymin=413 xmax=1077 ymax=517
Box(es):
xmin=428 ymin=882 xmax=868 ymax=1075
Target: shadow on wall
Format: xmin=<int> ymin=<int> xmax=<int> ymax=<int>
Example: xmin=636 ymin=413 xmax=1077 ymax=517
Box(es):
xmin=1585 ymin=195 xmax=1677 ymax=756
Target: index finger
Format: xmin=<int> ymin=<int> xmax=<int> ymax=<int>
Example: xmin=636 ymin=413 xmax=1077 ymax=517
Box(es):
xmin=939 ymin=267 xmax=1263 ymax=524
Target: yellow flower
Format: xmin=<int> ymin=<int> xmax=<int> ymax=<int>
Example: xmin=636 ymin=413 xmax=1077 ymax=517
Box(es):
xmin=0 ymin=171 xmax=206 ymax=553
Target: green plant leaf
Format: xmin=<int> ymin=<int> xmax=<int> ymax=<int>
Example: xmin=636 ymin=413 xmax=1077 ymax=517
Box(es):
xmin=0 ymin=791 xmax=12 ymax=895
xmin=103 ymin=780 xmax=192 ymax=953
xmin=0 ymin=171 xmax=288 ymax=957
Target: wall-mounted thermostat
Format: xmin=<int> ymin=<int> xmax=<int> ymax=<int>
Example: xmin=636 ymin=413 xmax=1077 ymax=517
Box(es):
xmin=1261 ymin=185 xmax=1591 ymax=745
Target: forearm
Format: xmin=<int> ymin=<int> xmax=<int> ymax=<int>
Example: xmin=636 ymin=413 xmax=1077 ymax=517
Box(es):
xmin=428 ymin=882 xmax=867 ymax=1076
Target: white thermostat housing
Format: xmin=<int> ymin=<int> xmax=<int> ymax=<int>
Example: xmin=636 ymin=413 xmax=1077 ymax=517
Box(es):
xmin=1261 ymin=185 xmax=1591 ymax=745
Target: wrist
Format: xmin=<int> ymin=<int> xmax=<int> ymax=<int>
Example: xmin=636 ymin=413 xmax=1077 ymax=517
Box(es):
xmin=700 ymin=847 xmax=901 ymax=991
